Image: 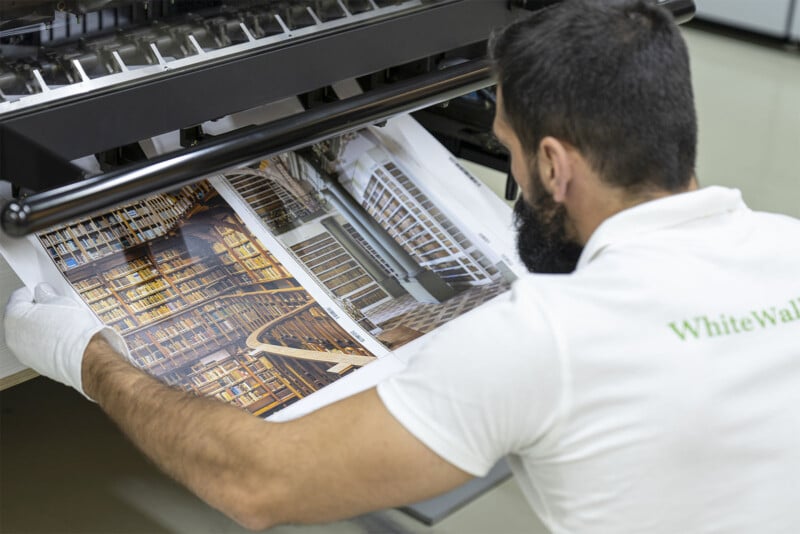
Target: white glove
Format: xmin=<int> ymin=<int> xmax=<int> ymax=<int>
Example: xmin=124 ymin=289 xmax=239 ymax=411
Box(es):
xmin=4 ymin=283 xmax=131 ymax=400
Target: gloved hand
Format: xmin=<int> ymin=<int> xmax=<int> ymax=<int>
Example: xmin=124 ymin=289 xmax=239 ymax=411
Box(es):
xmin=4 ymin=283 xmax=131 ymax=400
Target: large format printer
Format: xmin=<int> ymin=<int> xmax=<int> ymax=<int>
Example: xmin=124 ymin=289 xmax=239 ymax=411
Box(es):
xmin=0 ymin=0 xmax=522 ymax=235
xmin=0 ymin=0 xmax=695 ymax=524
xmin=0 ymin=0 xmax=695 ymax=235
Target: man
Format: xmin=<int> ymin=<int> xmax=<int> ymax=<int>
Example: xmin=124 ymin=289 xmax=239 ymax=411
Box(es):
xmin=5 ymin=0 xmax=800 ymax=532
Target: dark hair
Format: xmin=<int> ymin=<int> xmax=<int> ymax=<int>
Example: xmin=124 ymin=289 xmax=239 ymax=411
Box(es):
xmin=490 ymin=0 xmax=697 ymax=192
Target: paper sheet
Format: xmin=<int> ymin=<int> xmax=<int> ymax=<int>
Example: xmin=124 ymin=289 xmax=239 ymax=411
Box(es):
xmin=0 ymin=113 xmax=519 ymax=420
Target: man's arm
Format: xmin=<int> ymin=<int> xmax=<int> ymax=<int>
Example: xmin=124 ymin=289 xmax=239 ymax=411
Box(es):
xmin=83 ymin=335 xmax=472 ymax=531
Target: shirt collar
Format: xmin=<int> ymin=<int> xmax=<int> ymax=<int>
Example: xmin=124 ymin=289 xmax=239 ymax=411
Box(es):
xmin=576 ymin=186 xmax=747 ymax=270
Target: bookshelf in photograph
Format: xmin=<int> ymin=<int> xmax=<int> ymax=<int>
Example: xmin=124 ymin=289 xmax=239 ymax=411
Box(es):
xmin=359 ymin=161 xmax=500 ymax=288
xmin=341 ymin=221 xmax=401 ymax=280
xmin=225 ymin=164 xmax=321 ymax=234
xmin=53 ymin=195 xmax=293 ymax=335
xmin=49 ymin=187 xmax=374 ymax=416
xmin=38 ymin=183 xmax=212 ymax=272
xmin=67 ymin=246 xmax=196 ymax=334
xmin=183 ymin=352 xmax=304 ymax=416
xmin=122 ymin=291 xmax=368 ymax=417
xmin=66 ymin=236 xmax=291 ymax=339
xmin=211 ymin=215 xmax=293 ymax=286
xmin=290 ymin=231 xmax=391 ymax=313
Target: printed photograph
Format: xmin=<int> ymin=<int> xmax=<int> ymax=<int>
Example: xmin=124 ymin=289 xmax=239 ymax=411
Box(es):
xmin=37 ymin=182 xmax=375 ymax=418
xmin=225 ymin=129 xmax=517 ymax=349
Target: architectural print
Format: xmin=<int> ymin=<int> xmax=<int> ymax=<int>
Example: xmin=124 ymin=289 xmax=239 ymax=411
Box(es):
xmin=226 ymin=130 xmax=515 ymax=348
xmin=38 ymin=182 xmax=375 ymax=417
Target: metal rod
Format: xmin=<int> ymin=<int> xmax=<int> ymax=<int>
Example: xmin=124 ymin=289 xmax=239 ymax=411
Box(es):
xmin=1 ymin=60 xmax=494 ymax=236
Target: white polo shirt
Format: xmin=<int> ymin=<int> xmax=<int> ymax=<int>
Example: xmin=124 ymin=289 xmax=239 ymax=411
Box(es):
xmin=377 ymin=186 xmax=800 ymax=534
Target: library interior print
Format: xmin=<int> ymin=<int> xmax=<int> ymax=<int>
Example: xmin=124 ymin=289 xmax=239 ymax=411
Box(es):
xmin=39 ymin=182 xmax=375 ymax=417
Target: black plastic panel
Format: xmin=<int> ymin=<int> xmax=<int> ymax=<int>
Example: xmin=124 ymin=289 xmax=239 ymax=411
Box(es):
xmin=0 ymin=1 xmax=514 ymax=164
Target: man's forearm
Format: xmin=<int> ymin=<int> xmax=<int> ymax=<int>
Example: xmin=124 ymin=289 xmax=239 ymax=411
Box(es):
xmin=12 ymin=290 xmax=471 ymax=529
xmin=82 ymin=335 xmax=285 ymax=529
xmin=80 ymin=337 xmax=471 ymax=530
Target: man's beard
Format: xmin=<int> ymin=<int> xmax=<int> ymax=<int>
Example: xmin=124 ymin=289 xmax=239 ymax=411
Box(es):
xmin=514 ymin=176 xmax=583 ymax=274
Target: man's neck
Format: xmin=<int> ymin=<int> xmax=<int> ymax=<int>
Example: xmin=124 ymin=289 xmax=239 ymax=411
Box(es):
xmin=571 ymin=178 xmax=698 ymax=245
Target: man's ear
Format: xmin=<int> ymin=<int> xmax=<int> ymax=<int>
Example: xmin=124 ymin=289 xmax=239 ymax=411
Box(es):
xmin=538 ymin=136 xmax=572 ymax=203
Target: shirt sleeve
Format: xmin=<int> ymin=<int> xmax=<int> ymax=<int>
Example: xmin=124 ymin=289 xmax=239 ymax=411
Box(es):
xmin=376 ymin=281 xmax=563 ymax=477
